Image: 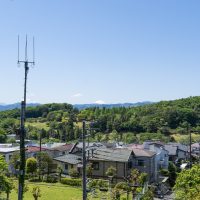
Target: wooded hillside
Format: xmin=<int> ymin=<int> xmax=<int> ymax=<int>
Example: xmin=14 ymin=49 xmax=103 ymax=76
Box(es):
xmin=0 ymin=97 xmax=200 ymax=144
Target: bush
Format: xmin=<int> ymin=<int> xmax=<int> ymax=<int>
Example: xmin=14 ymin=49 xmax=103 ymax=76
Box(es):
xmin=60 ymin=178 xmax=82 ymax=187
xmin=98 ymin=179 xmax=109 ymax=189
xmin=68 ymin=168 xmax=79 ymax=178
xmin=45 ymin=174 xmax=58 ymax=183
xmin=159 ymin=169 xmax=169 ymax=176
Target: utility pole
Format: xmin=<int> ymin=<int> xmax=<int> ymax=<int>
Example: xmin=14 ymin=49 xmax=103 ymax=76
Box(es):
xmin=17 ymin=35 xmax=35 ymax=200
xmin=189 ymin=126 xmax=192 ymax=168
xmin=82 ymin=121 xmax=87 ymax=200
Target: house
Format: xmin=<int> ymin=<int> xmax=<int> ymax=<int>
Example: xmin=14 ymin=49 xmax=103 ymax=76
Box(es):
xmin=128 ymin=142 xmax=167 ymax=181
xmin=88 ymin=148 xmax=133 ymax=181
xmin=191 ymin=143 xmax=200 ymax=156
xmin=89 ymin=147 xmax=156 ymax=182
xmin=47 ymin=143 xmax=74 ymax=158
xmin=53 ymin=142 xmax=105 ymax=175
xmin=53 ymin=153 xmax=81 ymax=174
xmin=0 ymin=144 xmax=20 ymax=163
xmin=130 ymin=148 xmax=156 ymax=182
xmin=164 ymin=143 xmax=188 ymax=162
xmin=143 ymin=141 xmax=169 ymax=169
xmin=53 ymin=142 xmax=157 ymax=183
xmin=26 ymin=146 xmax=49 ymax=158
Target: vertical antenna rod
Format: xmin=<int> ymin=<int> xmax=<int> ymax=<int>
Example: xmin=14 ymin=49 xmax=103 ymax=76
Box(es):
xmin=33 ymin=37 xmax=35 ymax=64
xmin=18 ymin=35 xmax=35 ymax=200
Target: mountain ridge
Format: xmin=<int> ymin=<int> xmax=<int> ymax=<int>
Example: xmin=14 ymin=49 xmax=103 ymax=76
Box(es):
xmin=0 ymin=101 xmax=153 ymax=111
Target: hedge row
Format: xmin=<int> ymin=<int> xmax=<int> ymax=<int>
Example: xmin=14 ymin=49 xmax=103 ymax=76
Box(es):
xmin=61 ymin=178 xmax=82 ymax=187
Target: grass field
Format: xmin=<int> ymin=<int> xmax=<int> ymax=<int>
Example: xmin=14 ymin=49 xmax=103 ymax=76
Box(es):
xmin=172 ymin=133 xmax=200 ymax=143
xmin=1 ymin=182 xmax=128 ymax=200
xmin=2 ymin=182 xmax=82 ymax=200
xmin=26 ymin=122 xmax=49 ymax=131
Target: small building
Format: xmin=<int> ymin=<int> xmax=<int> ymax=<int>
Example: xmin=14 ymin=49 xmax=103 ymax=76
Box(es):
xmin=131 ymin=148 xmax=156 ymax=182
xmin=0 ymin=144 xmax=20 ymax=163
xmin=191 ymin=143 xmax=200 ymax=156
xmin=48 ymin=143 xmax=74 ymax=158
xmin=26 ymin=146 xmax=49 ymax=158
xmin=89 ymin=148 xmax=133 ymax=181
xmin=53 ymin=153 xmax=81 ymax=174
xmin=164 ymin=143 xmax=188 ymax=162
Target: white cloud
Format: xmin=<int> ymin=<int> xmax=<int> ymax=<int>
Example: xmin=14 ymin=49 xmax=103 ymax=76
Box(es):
xmin=72 ymin=93 xmax=83 ymax=98
xmin=94 ymin=100 xmax=105 ymax=104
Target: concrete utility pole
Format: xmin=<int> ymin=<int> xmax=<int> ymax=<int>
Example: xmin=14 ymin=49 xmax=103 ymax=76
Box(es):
xmin=17 ymin=36 xmax=35 ymax=200
xmin=82 ymin=121 xmax=87 ymax=200
xmin=189 ymin=127 xmax=192 ymax=168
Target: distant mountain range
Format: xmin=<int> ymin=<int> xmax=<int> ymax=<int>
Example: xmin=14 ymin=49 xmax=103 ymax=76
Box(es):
xmin=0 ymin=103 xmax=40 ymax=111
xmin=73 ymin=102 xmax=153 ymax=110
xmin=0 ymin=101 xmax=153 ymax=111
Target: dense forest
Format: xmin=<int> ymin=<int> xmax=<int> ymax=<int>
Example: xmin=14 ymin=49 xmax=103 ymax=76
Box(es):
xmin=1 ymin=96 xmax=200 ymax=144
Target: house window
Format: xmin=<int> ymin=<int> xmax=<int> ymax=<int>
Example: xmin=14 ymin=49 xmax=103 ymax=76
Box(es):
xmin=71 ymin=164 xmax=73 ymax=169
xmin=137 ymin=160 xmax=145 ymax=167
xmin=92 ymin=162 xmax=99 ymax=170
xmin=65 ymin=164 xmax=68 ymax=170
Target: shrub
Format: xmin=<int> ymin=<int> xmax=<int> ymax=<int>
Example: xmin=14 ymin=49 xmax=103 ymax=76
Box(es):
xmin=159 ymin=169 xmax=169 ymax=176
xmin=45 ymin=174 xmax=58 ymax=183
xmin=68 ymin=168 xmax=79 ymax=178
xmin=60 ymin=178 xmax=82 ymax=187
xmin=98 ymin=179 xmax=109 ymax=189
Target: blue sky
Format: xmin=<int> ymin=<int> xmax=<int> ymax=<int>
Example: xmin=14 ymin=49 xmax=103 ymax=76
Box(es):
xmin=1 ymin=0 xmax=200 ymax=104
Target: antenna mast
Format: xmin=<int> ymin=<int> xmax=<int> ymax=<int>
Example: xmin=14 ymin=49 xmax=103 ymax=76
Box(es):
xmin=17 ymin=35 xmax=35 ymax=200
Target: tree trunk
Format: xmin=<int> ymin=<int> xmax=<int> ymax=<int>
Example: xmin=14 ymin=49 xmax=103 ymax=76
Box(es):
xmin=6 ymin=192 xmax=9 ymax=200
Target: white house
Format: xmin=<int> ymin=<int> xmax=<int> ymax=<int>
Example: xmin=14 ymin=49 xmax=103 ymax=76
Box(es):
xmin=0 ymin=144 xmax=20 ymax=163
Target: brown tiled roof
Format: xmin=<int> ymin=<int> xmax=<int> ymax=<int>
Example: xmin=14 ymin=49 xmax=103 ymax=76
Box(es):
xmin=132 ymin=148 xmax=156 ymax=157
xmin=26 ymin=146 xmax=48 ymax=153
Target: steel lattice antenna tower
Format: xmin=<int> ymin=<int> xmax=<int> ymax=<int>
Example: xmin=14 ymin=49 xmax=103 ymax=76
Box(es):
xmin=17 ymin=35 xmax=35 ymax=200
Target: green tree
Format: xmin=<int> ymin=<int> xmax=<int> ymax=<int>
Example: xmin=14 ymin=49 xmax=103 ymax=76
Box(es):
xmin=0 ymin=155 xmax=13 ymax=200
xmin=26 ymin=157 xmax=37 ymax=177
xmin=37 ymin=152 xmax=53 ymax=179
xmin=128 ymin=169 xmax=148 ymax=199
xmin=174 ymin=164 xmax=200 ymax=200
xmin=57 ymin=165 xmax=63 ymax=182
xmin=140 ymin=187 xmax=154 ymax=200
xmin=0 ymin=155 xmax=8 ymax=173
xmin=0 ymin=128 xmax=7 ymax=143
xmin=168 ymin=161 xmax=177 ymax=187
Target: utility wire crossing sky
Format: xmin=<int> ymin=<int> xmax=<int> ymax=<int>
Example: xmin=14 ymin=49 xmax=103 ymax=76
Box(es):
xmin=1 ymin=0 xmax=200 ymax=104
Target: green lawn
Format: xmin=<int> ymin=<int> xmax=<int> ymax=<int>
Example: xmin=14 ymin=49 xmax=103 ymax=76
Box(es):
xmin=4 ymin=182 xmax=82 ymax=200
xmin=1 ymin=181 xmax=128 ymax=200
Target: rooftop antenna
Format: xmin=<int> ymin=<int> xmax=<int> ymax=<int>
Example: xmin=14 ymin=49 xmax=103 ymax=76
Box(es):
xmin=17 ymin=35 xmax=35 ymax=200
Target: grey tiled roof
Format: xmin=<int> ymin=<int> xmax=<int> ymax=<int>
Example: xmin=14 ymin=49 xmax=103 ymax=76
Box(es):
xmin=164 ymin=145 xmax=177 ymax=156
xmin=53 ymin=154 xmax=81 ymax=165
xmin=171 ymin=143 xmax=188 ymax=152
xmin=90 ymin=148 xmax=132 ymax=162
